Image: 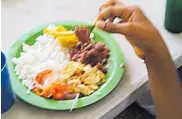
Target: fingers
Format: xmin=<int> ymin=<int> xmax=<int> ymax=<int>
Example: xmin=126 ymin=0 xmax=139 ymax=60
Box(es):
xmin=98 ymin=0 xmax=124 ymax=23
xmin=105 ymin=16 xmax=116 ymax=23
xmin=96 ymin=20 xmax=145 ymax=58
xmin=96 ymin=6 xmax=133 ymax=22
xmin=99 ymin=0 xmax=116 ymax=11
xmin=99 ymin=0 xmax=123 ymax=11
xmin=96 ymin=20 xmax=133 ymax=36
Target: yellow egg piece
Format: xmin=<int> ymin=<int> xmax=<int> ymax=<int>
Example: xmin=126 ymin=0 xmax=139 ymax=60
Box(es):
xmin=56 ymin=25 xmax=68 ymax=32
xmin=57 ymin=35 xmax=79 ymax=48
xmin=43 ymin=29 xmax=49 ymax=34
xmin=43 ymin=25 xmax=69 ymax=38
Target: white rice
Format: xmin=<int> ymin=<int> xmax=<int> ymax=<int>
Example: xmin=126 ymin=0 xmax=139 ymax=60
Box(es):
xmin=12 ymin=26 xmax=70 ymax=89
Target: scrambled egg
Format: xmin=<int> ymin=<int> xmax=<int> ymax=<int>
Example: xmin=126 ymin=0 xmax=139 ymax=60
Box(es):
xmin=32 ymin=62 xmax=105 ymax=99
xmin=63 ymin=61 xmax=105 ymax=95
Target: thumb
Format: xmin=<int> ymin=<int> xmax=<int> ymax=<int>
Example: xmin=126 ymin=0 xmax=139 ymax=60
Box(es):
xmin=95 ymin=20 xmax=131 ymax=36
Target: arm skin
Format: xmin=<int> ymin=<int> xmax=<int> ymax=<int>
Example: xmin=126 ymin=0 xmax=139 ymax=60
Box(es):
xmin=145 ymin=47 xmax=182 ymax=119
xmin=95 ymin=0 xmax=182 ymax=118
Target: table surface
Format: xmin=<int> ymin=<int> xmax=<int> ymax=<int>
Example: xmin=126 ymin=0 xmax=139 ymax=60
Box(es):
xmin=2 ymin=0 xmax=182 ymax=119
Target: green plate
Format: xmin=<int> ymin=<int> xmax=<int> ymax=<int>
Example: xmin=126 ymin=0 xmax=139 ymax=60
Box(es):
xmin=7 ymin=20 xmax=124 ymax=110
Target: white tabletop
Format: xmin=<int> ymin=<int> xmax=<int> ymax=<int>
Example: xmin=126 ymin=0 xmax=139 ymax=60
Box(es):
xmin=2 ymin=0 xmax=182 ymax=119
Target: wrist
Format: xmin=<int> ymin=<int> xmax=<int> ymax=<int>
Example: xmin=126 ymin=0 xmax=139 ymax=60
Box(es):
xmin=144 ymin=45 xmax=172 ymax=68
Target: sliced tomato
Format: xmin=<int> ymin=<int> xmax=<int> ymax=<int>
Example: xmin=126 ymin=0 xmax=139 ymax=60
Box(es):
xmin=52 ymin=83 xmax=73 ymax=100
xmin=35 ymin=69 xmax=52 ymax=84
xmin=54 ymin=83 xmax=62 ymax=93
xmin=40 ymin=84 xmax=55 ymax=98
xmin=61 ymin=84 xmax=73 ymax=93
xmin=33 ymin=79 xmax=73 ymax=100
xmin=53 ymin=92 xmax=65 ymax=100
xmin=32 ymin=87 xmax=42 ymax=95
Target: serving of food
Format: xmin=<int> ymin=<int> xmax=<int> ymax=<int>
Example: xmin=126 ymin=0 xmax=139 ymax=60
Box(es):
xmin=7 ymin=21 xmax=124 ymax=110
xmin=12 ymin=24 xmax=109 ymax=100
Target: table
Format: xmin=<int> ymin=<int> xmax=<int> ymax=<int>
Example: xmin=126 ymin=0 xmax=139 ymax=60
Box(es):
xmin=2 ymin=0 xmax=182 ymax=119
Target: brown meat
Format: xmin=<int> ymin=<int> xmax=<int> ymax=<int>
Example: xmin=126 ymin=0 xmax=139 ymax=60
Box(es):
xmin=74 ymin=27 xmax=91 ymax=43
xmin=96 ymin=63 xmax=107 ymax=73
xmin=78 ymin=51 xmax=88 ymax=62
xmin=70 ymin=27 xmax=110 ymax=72
xmin=69 ymin=41 xmax=110 ymax=72
xmin=87 ymin=49 xmax=98 ymax=57
xmin=94 ymin=43 xmax=105 ymax=51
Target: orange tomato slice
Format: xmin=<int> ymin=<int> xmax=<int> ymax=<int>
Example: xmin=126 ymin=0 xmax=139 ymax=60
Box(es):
xmin=35 ymin=69 xmax=52 ymax=84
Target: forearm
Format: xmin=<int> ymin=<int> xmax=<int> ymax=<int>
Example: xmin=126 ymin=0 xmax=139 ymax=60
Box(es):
xmin=145 ymin=47 xmax=182 ymax=119
xmin=96 ymin=1 xmax=182 ymax=117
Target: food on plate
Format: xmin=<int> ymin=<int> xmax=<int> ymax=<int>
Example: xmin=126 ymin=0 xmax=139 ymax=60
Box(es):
xmin=63 ymin=61 xmax=105 ymax=95
xmin=12 ymin=33 xmax=70 ymax=90
xmin=32 ymin=61 xmax=105 ymax=99
xmin=44 ymin=25 xmax=79 ymax=48
xmin=70 ymin=26 xmax=110 ymax=72
xmin=12 ymin=24 xmax=110 ymax=100
xmin=33 ymin=81 xmax=76 ymax=100
xmin=69 ymin=42 xmax=109 ymax=72
xmin=74 ymin=27 xmax=91 ymax=43
xmin=35 ymin=69 xmax=52 ymax=84
xmin=43 ymin=25 xmax=68 ymax=35
xmin=57 ymin=35 xmax=79 ymax=48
